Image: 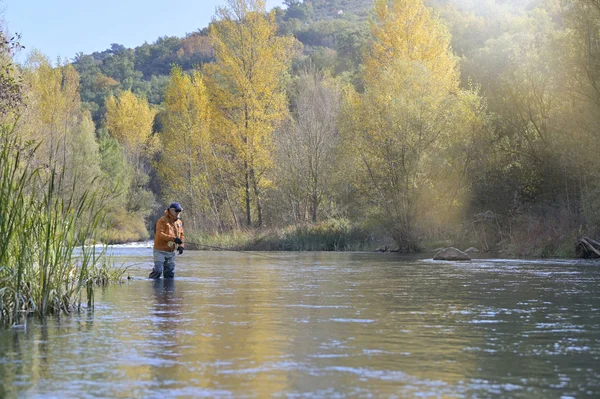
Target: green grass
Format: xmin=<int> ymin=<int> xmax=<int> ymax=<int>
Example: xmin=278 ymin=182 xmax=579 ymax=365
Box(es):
xmin=0 ymin=124 xmax=124 ymax=326
xmin=187 ymin=218 xmax=377 ymax=252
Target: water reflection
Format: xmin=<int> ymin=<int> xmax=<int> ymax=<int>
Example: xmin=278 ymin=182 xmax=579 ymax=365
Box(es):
xmin=0 ymin=252 xmax=599 ymax=398
xmin=146 ymin=278 xmax=184 ymax=387
xmin=151 ymin=278 xmax=179 ymax=321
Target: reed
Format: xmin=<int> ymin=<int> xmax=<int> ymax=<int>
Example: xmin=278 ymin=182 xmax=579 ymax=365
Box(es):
xmin=0 ymin=124 xmax=123 ymax=326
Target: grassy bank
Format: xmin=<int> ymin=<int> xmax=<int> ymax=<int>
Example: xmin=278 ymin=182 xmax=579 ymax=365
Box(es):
xmin=0 ymin=124 xmax=124 ymax=327
xmin=186 ymin=219 xmax=384 ymax=252
xmin=183 ymin=214 xmax=587 ymax=259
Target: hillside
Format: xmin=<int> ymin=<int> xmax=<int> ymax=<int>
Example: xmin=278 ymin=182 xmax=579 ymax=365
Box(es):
xmin=307 ymin=0 xmax=374 ymax=20
xmin=71 ymin=0 xmax=549 ymax=123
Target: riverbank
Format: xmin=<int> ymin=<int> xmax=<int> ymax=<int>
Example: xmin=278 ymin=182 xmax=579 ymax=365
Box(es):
xmin=105 ymin=216 xmax=588 ymax=259
xmin=185 ymin=219 xmax=381 ymax=252
xmin=182 ymin=220 xmax=582 ymax=259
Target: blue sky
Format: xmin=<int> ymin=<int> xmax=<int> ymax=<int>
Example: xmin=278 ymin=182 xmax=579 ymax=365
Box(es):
xmin=4 ymin=0 xmax=284 ymax=63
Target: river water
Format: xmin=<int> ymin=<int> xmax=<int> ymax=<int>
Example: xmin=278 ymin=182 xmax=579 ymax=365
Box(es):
xmin=1 ymin=244 xmax=599 ymax=398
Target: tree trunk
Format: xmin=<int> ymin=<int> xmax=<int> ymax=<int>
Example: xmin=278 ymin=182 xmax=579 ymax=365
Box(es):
xmin=245 ymin=161 xmax=251 ymax=227
xmin=576 ymin=237 xmax=600 ymax=258
xmin=311 ymin=186 xmax=318 ymax=223
xmin=251 ymin=167 xmax=263 ymax=227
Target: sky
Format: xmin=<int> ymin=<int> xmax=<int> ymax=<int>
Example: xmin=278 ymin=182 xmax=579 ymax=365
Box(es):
xmin=3 ymin=0 xmax=285 ymax=63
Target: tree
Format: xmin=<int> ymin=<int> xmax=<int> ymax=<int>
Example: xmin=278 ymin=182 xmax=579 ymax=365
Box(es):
xmin=101 ymin=45 xmax=142 ymax=90
xmin=158 ymin=66 xmax=235 ymax=231
xmin=557 ymin=0 xmax=600 ymax=229
xmin=0 ymin=31 xmax=23 ymax=116
xmin=105 ymin=90 xmax=158 ymax=230
xmin=461 ymin=1 xmax=600 ymax=249
xmin=276 ymin=69 xmax=342 ymax=222
xmin=105 ymin=90 xmax=157 ymax=161
xmin=20 ymin=52 xmax=105 ymax=202
xmin=17 ymin=52 xmax=110 ymax=215
xmin=283 ymin=0 xmax=314 ymax=22
xmin=365 ymin=0 xmax=458 ymax=91
xmin=206 ymin=0 xmax=296 ymax=227
xmin=342 ymin=0 xmax=474 ymax=251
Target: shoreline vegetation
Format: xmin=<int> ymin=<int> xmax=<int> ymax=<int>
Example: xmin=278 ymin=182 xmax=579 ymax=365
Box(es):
xmin=181 ymin=217 xmax=579 ymax=259
xmin=0 ymin=124 xmax=125 ymax=327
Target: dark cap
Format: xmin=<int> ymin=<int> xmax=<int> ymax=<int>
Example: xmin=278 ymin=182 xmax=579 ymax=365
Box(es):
xmin=169 ymin=202 xmax=183 ymax=212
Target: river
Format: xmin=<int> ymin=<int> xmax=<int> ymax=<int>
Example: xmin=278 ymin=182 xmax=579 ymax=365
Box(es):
xmin=1 ymin=243 xmax=599 ymax=398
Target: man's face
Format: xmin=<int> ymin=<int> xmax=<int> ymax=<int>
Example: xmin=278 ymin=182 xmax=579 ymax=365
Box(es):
xmin=169 ymin=208 xmax=182 ymax=219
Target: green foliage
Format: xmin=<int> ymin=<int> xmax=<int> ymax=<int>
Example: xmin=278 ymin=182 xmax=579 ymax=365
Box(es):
xmin=282 ymin=0 xmax=314 ymax=22
xmin=72 ymin=34 xmax=215 ymax=124
xmin=307 ymin=0 xmax=373 ymax=21
xmin=281 ymin=218 xmax=364 ymax=251
xmin=0 ymin=124 xmax=123 ymax=326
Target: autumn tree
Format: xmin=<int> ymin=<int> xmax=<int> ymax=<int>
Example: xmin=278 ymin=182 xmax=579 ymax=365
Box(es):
xmin=343 ymin=0 xmax=480 ymax=251
xmin=18 ymin=53 xmax=104 ymax=201
xmin=158 ymin=66 xmax=237 ymax=231
xmin=365 ymin=0 xmax=458 ymax=90
xmin=206 ymin=0 xmax=296 ymax=227
xmin=276 ymin=69 xmax=342 ymax=222
xmin=0 ymin=30 xmax=23 ymax=117
xmin=105 ymin=90 xmax=158 ymax=237
xmin=11 ymin=51 xmax=128 ymax=246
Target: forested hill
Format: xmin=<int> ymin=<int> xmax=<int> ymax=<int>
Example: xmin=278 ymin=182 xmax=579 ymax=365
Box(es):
xmin=72 ymin=0 xmax=376 ymax=122
xmin=72 ymin=33 xmax=214 ymax=119
xmin=301 ymin=0 xmax=374 ymax=20
xmin=72 ymin=0 xmax=546 ymax=122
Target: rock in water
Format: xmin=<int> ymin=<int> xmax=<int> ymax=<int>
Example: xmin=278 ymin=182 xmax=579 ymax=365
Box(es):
xmin=433 ymin=247 xmax=471 ymax=261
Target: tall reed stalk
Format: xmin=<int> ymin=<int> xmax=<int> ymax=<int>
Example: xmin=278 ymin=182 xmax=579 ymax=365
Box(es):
xmin=0 ymin=123 xmax=123 ymax=326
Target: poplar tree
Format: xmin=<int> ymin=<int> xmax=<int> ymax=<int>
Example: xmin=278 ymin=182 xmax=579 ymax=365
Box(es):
xmin=276 ymin=70 xmax=342 ymax=223
xmin=105 ymin=90 xmax=157 ymax=165
xmin=365 ymin=0 xmax=457 ymax=91
xmin=206 ymin=0 xmax=295 ymax=227
xmin=21 ymin=52 xmax=82 ymax=166
xmin=105 ymin=90 xmax=157 ymax=232
xmin=158 ymin=66 xmax=236 ymax=231
xmin=343 ymin=0 xmax=478 ymax=251
xmin=19 ymin=52 xmax=103 ymax=201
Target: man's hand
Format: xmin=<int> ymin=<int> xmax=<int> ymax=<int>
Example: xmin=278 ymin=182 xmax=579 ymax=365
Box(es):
xmin=178 ymin=247 xmax=184 ymax=255
xmin=174 ymin=237 xmax=183 ymax=245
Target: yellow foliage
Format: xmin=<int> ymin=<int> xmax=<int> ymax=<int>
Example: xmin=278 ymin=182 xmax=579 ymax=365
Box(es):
xmin=16 ymin=51 xmax=108 ymax=207
xmin=366 ymin=0 xmax=458 ymax=92
xmin=158 ymin=66 xmax=214 ymax=228
xmin=20 ymin=52 xmax=82 ymax=163
xmin=206 ymin=0 xmax=296 ymax=226
xmin=18 ymin=52 xmax=104 ymax=200
xmin=342 ymin=0 xmax=474 ymax=250
xmin=94 ymin=73 xmax=119 ymax=91
xmin=105 ymin=90 xmax=157 ymax=156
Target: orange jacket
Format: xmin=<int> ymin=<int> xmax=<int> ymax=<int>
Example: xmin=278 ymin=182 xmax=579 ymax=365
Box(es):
xmin=153 ymin=210 xmax=184 ymax=252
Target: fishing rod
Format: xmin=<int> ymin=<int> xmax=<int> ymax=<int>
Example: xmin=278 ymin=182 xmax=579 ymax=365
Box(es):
xmin=184 ymin=241 xmax=313 ymax=267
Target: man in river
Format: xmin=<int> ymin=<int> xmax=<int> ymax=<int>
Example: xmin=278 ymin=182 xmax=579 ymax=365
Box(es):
xmin=149 ymin=202 xmax=185 ymax=279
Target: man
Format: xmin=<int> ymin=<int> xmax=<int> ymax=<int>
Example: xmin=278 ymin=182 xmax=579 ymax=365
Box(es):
xmin=149 ymin=202 xmax=185 ymax=279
